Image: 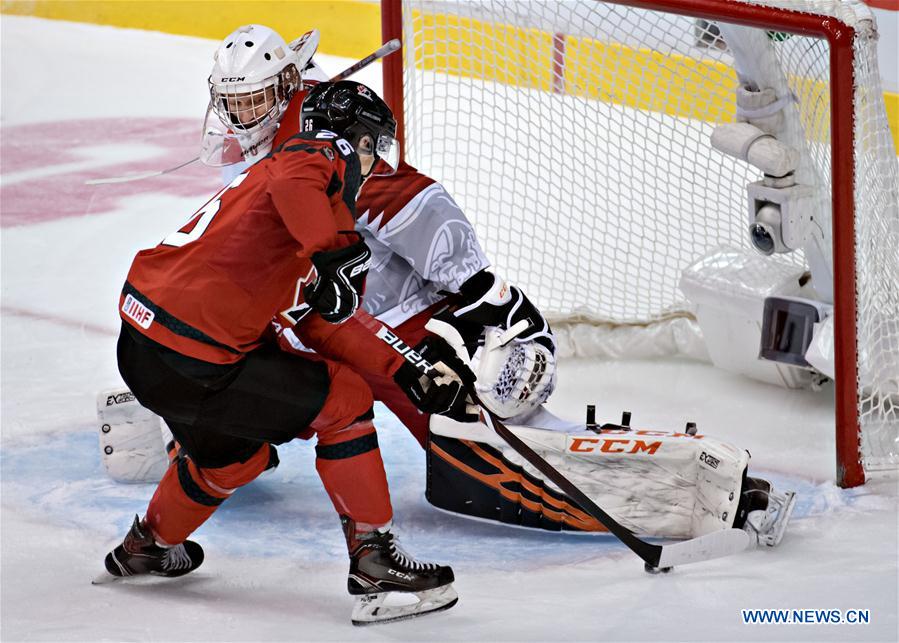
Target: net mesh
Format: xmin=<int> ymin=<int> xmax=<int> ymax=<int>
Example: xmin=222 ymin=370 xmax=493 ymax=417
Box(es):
xmin=397 ymin=0 xmax=898 ymax=475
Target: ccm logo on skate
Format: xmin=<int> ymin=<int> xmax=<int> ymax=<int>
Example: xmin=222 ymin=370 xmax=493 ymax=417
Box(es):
xmin=387 ymin=569 xmax=412 ymax=581
xmin=699 ymin=451 xmax=721 ymax=469
xmin=122 ymin=294 xmax=155 ymax=330
xmin=106 ymin=391 xmax=136 ymax=406
xmin=568 ymin=437 xmax=662 ymax=455
xmin=376 ymin=326 xmax=435 ymax=374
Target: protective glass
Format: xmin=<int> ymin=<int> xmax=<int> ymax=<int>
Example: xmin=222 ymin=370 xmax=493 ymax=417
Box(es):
xmin=371 ymin=133 xmax=400 ymax=176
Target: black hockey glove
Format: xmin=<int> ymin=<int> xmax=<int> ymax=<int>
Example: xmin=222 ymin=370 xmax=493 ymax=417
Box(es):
xmin=303 ymin=234 xmax=372 ymax=324
xmin=393 ymin=335 xmax=478 ymax=422
xmin=454 ymin=270 xmax=555 ymax=352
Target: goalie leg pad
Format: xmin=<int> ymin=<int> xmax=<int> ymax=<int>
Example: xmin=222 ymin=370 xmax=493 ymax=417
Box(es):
xmin=426 ymin=433 xmax=604 ymax=532
xmin=429 ymin=414 xmax=751 ymax=539
xmin=98 ymin=388 xmax=169 ymax=483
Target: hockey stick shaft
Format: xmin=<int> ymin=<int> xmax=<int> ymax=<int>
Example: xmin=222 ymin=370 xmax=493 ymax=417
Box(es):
xmin=84 ymin=157 xmax=199 ymax=185
xmin=329 ymin=39 xmax=401 ymax=82
xmin=86 ymin=39 xmax=402 ymax=186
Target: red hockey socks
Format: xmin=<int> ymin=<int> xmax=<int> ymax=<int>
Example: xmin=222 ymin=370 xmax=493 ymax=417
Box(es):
xmin=306 ymin=362 xmax=393 ymax=527
xmin=145 ymin=444 xmax=270 ymax=545
xmin=314 ymin=419 xmax=393 ymax=527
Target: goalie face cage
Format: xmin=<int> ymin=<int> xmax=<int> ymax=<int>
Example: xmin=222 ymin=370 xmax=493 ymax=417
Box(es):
xmin=381 ymin=0 xmax=899 ymax=487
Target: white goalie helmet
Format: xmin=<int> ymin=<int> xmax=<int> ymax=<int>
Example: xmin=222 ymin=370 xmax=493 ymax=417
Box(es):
xmin=201 ymin=25 xmax=318 ymax=166
xmin=474 ymin=327 xmax=557 ymax=420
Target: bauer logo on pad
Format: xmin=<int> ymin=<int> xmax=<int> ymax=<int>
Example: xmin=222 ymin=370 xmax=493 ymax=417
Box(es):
xmin=122 ymin=294 xmax=155 ymax=329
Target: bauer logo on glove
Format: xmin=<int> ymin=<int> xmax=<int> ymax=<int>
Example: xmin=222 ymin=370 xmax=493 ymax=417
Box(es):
xmin=392 ymin=335 xmax=478 ymax=422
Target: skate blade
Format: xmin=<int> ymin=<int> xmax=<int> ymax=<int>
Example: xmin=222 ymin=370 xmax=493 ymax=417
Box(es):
xmin=351 ymin=584 xmax=458 ymax=626
xmin=764 ymin=490 xmax=797 ymax=548
xmin=91 ymin=570 xmax=122 ymax=585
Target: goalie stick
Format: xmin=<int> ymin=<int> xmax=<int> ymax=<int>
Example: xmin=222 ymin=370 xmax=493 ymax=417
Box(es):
xmin=416 ymin=319 xmax=751 ymax=571
xmin=84 ymin=37 xmax=402 ymax=186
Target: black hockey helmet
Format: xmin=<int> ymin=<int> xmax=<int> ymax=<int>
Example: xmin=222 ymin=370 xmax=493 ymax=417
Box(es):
xmin=301 ymin=81 xmax=399 ymax=175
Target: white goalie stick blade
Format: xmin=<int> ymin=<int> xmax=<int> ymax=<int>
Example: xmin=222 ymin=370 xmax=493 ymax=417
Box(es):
xmin=655 ymin=529 xmax=751 ymax=568
xmin=351 ymin=584 xmax=459 ymax=626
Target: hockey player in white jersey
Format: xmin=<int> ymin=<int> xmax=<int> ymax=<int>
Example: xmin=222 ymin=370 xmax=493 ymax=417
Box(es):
xmin=99 ymin=23 xmax=795 ymax=553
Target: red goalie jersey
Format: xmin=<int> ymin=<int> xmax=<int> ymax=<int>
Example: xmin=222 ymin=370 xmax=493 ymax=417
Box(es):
xmin=120 ymin=130 xmax=403 ymax=378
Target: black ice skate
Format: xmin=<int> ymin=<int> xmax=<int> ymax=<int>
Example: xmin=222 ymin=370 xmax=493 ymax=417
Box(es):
xmin=342 ymin=516 xmax=457 ymax=626
xmin=93 ymin=515 xmax=204 ymax=584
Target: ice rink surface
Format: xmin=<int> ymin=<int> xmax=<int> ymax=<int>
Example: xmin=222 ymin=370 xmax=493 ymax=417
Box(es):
xmin=1 ymin=16 xmax=897 ymax=642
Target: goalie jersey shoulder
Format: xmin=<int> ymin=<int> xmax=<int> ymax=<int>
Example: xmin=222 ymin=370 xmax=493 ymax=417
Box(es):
xmin=355 ymin=161 xmax=437 ymax=230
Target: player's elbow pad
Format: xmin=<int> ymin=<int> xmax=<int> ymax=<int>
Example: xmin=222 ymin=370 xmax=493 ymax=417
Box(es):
xmin=303 ymin=235 xmax=372 ymax=324
xmin=454 ymin=270 xmax=555 ymax=352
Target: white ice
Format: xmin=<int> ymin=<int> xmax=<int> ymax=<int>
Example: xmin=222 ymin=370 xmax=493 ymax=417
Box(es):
xmin=1 ymin=16 xmax=896 ymax=642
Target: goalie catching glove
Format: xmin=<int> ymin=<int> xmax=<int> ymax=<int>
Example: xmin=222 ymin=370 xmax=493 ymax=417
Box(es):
xmin=303 ymin=233 xmax=372 ymax=324
xmin=475 ymin=327 xmax=556 ymax=419
xmin=446 ymin=270 xmax=557 ymax=419
xmin=454 ymin=270 xmax=555 ymax=352
xmin=393 ymin=335 xmax=478 ymax=422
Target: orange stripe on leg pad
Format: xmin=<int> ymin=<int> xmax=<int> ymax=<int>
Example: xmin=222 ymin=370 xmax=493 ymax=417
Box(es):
xmin=430 ymin=441 xmax=605 ymax=531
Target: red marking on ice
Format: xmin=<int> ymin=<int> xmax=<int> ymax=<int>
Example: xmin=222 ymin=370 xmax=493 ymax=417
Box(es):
xmin=1 ymin=305 xmax=117 ymax=337
xmin=1 ymin=118 xmax=220 ymax=227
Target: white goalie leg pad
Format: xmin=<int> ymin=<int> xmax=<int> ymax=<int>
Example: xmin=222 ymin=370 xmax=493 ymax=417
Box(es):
xmin=97 ymin=388 xmax=169 ymax=483
xmin=473 ymin=328 xmax=556 ymax=419
xmin=430 ymin=415 xmax=749 ymax=539
xmin=351 ymin=584 xmax=458 ymax=626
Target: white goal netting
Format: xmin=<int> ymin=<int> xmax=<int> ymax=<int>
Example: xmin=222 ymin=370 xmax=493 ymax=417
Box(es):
xmin=395 ymin=0 xmax=898 ymax=479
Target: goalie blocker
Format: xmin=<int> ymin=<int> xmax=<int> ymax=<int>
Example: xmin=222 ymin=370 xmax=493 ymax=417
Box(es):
xmin=426 ymin=411 xmax=795 ymax=547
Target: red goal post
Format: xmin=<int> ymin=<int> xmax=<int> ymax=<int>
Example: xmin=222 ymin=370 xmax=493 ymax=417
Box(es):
xmin=380 ymin=0 xmax=898 ymax=487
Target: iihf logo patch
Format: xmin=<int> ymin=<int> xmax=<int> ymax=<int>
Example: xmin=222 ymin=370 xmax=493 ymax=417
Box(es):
xmin=357 ymin=85 xmax=373 ymax=99
xmin=122 ymin=294 xmax=155 ymax=329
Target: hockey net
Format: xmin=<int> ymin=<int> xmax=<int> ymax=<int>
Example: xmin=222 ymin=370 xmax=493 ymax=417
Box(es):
xmin=382 ymin=0 xmax=899 ymax=486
